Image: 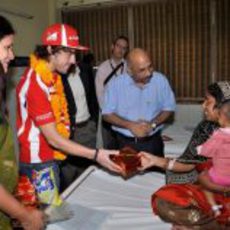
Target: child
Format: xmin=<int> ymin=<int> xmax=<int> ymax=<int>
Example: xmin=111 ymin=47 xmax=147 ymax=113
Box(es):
xmin=197 ymin=81 xmax=230 ymax=216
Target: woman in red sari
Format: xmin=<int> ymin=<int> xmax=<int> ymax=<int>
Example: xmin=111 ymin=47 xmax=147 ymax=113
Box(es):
xmin=139 ymin=81 xmax=230 ymax=229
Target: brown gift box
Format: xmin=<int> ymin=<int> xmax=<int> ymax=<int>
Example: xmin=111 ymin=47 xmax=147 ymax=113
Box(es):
xmin=110 ymin=146 xmax=141 ymax=179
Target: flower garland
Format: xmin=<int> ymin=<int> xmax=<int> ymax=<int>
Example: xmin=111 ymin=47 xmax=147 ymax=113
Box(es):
xmin=30 ymin=54 xmax=70 ymax=160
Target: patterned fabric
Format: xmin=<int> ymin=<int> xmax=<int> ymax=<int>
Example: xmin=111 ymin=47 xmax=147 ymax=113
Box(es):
xmin=152 ymin=184 xmax=230 ymax=228
xmin=166 ymin=120 xmax=219 ymax=184
xmin=0 ymin=116 xmax=18 ymax=229
xmin=154 ymin=198 xmax=220 ymax=229
xmin=178 ymin=120 xmax=219 ymax=163
xmin=153 ymin=120 xmax=230 ymax=228
xmin=217 ymin=81 xmax=230 ymax=102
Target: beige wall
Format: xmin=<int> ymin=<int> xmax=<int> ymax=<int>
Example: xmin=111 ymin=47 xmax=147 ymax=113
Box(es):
xmin=0 ymin=0 xmax=57 ymax=56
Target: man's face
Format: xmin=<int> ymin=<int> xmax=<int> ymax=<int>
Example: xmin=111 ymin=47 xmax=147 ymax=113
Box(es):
xmin=52 ymin=48 xmax=76 ymax=74
xmin=0 ymin=34 xmax=14 ymax=73
xmin=112 ymin=39 xmax=129 ymax=60
xmin=202 ymin=93 xmax=219 ymax=121
xmin=130 ymin=55 xmax=153 ymax=85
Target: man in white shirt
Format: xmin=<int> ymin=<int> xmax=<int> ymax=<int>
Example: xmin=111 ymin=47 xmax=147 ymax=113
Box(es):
xmin=95 ymin=36 xmax=129 ymax=149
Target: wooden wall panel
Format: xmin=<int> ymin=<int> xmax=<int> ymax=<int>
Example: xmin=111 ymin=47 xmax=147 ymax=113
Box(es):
xmin=62 ymin=0 xmax=229 ymax=102
xmin=62 ymin=5 xmax=129 ymax=63
xmin=132 ymin=0 xmax=211 ymax=101
xmin=216 ymin=0 xmax=230 ymax=81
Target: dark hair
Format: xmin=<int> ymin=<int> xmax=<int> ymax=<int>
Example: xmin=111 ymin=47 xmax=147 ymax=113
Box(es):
xmin=112 ymin=35 xmax=129 ymax=57
xmin=34 ymin=45 xmax=75 ymax=60
xmin=0 ymin=15 xmax=15 ymax=41
xmin=112 ymin=35 xmax=129 ymax=46
xmin=0 ymin=16 xmax=14 ymax=120
xmin=207 ymin=82 xmax=230 ymax=108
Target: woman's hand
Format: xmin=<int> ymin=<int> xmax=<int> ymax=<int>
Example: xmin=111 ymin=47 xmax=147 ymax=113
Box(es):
xmin=96 ymin=149 xmax=124 ymax=174
xmin=20 ymin=209 xmax=45 ymax=230
xmin=137 ymin=151 xmax=159 ymax=171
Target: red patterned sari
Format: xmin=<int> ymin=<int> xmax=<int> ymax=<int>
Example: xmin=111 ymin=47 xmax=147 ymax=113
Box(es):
xmin=152 ymin=184 xmax=230 ymax=227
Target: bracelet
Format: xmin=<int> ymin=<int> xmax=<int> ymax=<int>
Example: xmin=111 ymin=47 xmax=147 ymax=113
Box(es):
xmin=167 ymin=158 xmax=176 ymax=171
xmin=93 ymin=148 xmax=99 ymax=162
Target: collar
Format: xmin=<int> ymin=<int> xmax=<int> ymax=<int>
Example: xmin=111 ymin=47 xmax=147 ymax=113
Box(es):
xmin=110 ymin=58 xmax=125 ymax=67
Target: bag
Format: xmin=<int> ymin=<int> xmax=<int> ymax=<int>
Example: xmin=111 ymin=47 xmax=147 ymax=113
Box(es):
xmin=32 ymin=167 xmax=62 ymax=206
xmin=103 ymin=62 xmax=124 ymax=86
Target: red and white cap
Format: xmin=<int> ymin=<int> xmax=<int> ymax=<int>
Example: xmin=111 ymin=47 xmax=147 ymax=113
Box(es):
xmin=41 ymin=23 xmax=89 ymax=50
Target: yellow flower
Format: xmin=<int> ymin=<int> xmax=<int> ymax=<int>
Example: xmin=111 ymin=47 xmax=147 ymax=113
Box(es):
xmin=30 ymin=54 xmax=70 ymax=160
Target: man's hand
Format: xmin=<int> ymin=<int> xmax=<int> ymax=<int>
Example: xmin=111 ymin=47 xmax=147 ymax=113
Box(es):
xmin=129 ymin=120 xmax=152 ymax=137
xmin=96 ymin=149 xmax=124 ymax=174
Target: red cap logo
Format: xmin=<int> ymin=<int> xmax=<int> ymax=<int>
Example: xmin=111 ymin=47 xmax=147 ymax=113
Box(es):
xmin=41 ymin=23 xmax=88 ymax=50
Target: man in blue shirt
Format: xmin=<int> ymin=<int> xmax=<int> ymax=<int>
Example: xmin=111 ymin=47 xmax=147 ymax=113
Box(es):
xmin=102 ymin=48 xmax=176 ymax=157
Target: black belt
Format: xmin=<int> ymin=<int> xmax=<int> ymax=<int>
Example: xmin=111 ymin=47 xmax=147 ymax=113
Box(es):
xmin=116 ymin=131 xmax=160 ymax=142
xmin=76 ymin=119 xmax=90 ymax=128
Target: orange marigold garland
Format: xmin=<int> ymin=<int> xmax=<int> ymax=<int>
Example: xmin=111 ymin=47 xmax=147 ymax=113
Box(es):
xmin=30 ymin=54 xmax=70 ymax=160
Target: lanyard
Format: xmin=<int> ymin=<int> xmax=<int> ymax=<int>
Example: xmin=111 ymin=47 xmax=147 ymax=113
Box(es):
xmin=109 ymin=60 xmax=124 ymax=76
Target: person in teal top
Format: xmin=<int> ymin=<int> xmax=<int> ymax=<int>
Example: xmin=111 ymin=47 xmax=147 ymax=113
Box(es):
xmin=0 ymin=15 xmax=44 ymax=230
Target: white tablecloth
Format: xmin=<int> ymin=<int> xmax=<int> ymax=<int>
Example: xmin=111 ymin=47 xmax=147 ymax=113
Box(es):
xmin=47 ymin=166 xmax=171 ymax=230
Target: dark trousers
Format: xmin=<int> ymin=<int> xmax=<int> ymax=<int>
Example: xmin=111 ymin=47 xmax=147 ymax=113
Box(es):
xmin=60 ymin=120 xmax=97 ymax=192
xmin=116 ymin=131 xmax=164 ymax=157
xmin=102 ymin=120 xmax=119 ymax=149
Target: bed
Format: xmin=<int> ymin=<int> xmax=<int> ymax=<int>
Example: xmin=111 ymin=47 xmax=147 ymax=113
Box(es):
xmin=47 ymin=104 xmax=203 ymax=230
xmin=47 ymin=166 xmax=171 ymax=230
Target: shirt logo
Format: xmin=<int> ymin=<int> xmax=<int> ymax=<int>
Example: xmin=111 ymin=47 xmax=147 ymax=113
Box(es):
xmin=47 ymin=32 xmax=58 ymax=41
xmin=36 ymin=112 xmax=53 ymax=121
xmin=68 ymin=35 xmax=78 ymax=41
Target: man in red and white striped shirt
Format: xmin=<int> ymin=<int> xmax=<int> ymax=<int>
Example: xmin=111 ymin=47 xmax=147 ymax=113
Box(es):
xmin=16 ymin=23 xmax=122 ymax=191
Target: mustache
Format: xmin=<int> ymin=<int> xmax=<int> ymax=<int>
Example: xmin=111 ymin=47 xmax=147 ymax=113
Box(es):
xmin=134 ymin=74 xmax=152 ymax=83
